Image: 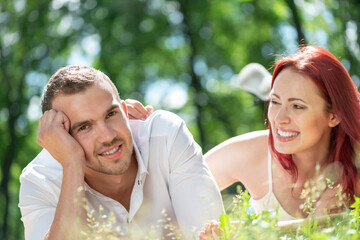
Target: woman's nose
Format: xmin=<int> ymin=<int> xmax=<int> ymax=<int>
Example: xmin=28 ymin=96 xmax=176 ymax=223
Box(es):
xmin=275 ymin=107 xmax=290 ymax=125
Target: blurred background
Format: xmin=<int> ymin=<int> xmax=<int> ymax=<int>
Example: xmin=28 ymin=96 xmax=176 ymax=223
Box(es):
xmin=1 ymin=0 xmax=360 ymax=239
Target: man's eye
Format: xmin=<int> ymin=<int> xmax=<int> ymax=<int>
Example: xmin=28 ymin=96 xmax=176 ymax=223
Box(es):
xmin=79 ymin=125 xmax=89 ymax=131
xmin=107 ymin=111 xmax=117 ymax=118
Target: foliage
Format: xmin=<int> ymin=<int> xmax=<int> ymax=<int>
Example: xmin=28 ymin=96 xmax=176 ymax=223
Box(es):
xmin=217 ymin=190 xmax=360 ymax=240
xmin=77 ymin=183 xmax=360 ymax=240
xmin=81 ymin=205 xmax=184 ymax=240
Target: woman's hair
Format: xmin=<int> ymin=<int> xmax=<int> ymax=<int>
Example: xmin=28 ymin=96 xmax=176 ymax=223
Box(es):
xmin=268 ymin=45 xmax=360 ymax=198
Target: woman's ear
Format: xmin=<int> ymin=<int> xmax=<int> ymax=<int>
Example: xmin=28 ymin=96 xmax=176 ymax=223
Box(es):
xmin=328 ymin=111 xmax=341 ymax=127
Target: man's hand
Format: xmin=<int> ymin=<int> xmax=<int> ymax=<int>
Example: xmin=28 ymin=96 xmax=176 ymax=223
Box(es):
xmin=124 ymin=99 xmax=153 ymax=120
xmin=38 ymin=109 xmax=85 ymax=171
xmin=38 ymin=110 xmax=87 ymax=240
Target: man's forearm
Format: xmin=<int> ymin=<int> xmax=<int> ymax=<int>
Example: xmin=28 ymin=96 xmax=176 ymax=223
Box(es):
xmin=45 ymin=166 xmax=86 ymax=240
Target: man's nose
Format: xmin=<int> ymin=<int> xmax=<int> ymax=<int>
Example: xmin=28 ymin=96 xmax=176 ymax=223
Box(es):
xmin=97 ymin=122 xmax=116 ymax=143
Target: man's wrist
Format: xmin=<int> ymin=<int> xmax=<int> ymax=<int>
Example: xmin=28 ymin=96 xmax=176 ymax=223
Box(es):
xmin=62 ymin=160 xmax=85 ymax=180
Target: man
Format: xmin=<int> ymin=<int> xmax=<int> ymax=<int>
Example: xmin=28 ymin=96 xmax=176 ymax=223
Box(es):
xmin=18 ymin=65 xmax=224 ymax=240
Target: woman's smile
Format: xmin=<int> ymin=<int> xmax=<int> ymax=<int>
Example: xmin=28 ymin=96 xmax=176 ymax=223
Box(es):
xmin=275 ymin=128 xmax=300 ymax=142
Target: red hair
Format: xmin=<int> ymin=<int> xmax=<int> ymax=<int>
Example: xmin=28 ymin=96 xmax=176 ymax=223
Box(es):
xmin=268 ymin=46 xmax=360 ymax=199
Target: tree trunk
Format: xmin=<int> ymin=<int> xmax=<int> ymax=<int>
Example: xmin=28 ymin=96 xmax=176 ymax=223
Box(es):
xmin=285 ymin=0 xmax=306 ymax=45
xmin=179 ymin=1 xmax=236 ymax=147
xmin=0 ymin=113 xmax=16 ymax=240
xmin=178 ymin=1 xmax=207 ymax=147
xmin=0 ymin=52 xmax=25 ymax=240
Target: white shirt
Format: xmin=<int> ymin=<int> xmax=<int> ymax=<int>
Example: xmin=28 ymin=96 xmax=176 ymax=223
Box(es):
xmin=19 ymin=110 xmax=224 ymax=240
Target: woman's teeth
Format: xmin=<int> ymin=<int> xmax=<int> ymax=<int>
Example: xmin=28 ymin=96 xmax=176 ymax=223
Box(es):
xmin=277 ymin=129 xmax=299 ymax=137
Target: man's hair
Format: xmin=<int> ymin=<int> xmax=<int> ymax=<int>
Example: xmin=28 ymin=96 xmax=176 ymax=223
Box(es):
xmin=41 ymin=65 xmax=120 ymax=113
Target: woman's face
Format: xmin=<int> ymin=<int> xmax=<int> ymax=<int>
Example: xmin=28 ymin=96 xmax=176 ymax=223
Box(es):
xmin=268 ymin=68 xmax=339 ymax=156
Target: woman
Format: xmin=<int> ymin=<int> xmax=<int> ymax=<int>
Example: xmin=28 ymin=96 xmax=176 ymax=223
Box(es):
xmin=126 ymin=46 xmax=360 ymax=220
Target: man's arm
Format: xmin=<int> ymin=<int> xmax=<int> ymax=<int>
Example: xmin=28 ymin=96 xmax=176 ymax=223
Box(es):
xmin=20 ymin=110 xmax=87 ymax=240
xmin=19 ymin=170 xmax=59 ymax=240
xmin=44 ymin=163 xmax=86 ymax=240
xmin=19 ymin=163 xmax=86 ymax=240
xmin=164 ymin=112 xmax=224 ymax=237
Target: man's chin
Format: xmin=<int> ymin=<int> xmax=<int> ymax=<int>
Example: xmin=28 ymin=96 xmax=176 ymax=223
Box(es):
xmin=87 ymin=160 xmax=131 ymax=175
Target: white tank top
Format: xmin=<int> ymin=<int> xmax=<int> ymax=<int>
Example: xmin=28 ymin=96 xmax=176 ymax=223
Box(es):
xmin=250 ymin=150 xmax=297 ymax=221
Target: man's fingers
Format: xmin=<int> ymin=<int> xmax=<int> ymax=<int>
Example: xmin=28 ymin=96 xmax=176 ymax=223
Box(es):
xmin=39 ymin=110 xmax=70 ymax=133
xmin=38 ymin=110 xmax=57 ymax=146
xmin=53 ymin=110 xmax=71 ymax=132
xmin=38 ymin=110 xmax=72 ymax=148
xmin=39 ymin=109 xmax=56 ymax=128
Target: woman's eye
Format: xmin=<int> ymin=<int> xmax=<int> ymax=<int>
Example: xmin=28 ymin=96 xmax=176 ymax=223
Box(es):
xmin=271 ymin=100 xmax=280 ymax=105
xmin=293 ymin=104 xmax=305 ymax=109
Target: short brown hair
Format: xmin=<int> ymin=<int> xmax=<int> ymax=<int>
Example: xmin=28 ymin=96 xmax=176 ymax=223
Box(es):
xmin=41 ymin=65 xmax=120 ymax=113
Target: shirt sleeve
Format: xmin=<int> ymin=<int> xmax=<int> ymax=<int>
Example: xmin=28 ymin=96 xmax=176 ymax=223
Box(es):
xmin=164 ymin=112 xmax=224 ymax=237
xmin=19 ymin=172 xmax=58 ymax=240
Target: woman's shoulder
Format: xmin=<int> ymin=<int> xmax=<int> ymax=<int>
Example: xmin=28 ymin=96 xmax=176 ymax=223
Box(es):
xmin=229 ymin=129 xmax=269 ymax=142
xmin=205 ymin=130 xmax=270 ymax=190
xmin=205 ymin=130 xmax=269 ymax=172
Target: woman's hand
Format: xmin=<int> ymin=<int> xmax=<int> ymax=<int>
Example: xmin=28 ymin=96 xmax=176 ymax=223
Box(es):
xmin=124 ymin=99 xmax=153 ymax=120
xmin=199 ymin=220 xmax=222 ymax=240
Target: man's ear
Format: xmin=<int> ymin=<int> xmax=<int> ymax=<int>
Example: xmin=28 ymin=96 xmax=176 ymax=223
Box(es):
xmin=121 ymin=100 xmax=129 ymax=118
xmin=328 ymin=111 xmax=341 ymax=127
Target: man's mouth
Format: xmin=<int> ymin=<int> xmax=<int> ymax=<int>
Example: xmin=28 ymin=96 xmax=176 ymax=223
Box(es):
xmin=99 ymin=146 xmax=120 ymax=156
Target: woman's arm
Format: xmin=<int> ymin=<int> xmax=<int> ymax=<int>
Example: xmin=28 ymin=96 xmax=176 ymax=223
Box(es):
xmin=204 ymin=130 xmax=269 ymax=192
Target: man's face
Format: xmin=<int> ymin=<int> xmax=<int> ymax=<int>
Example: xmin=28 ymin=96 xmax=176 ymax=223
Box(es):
xmin=51 ymin=82 xmax=134 ymax=175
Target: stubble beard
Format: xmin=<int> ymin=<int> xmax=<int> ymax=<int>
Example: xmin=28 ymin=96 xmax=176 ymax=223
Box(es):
xmin=87 ymin=137 xmax=133 ymax=175
xmin=86 ymin=158 xmax=131 ymax=175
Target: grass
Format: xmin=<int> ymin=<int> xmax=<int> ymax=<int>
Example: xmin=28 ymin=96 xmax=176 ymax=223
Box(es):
xmin=78 ymin=180 xmax=360 ymax=239
xmin=217 ymin=187 xmax=360 ymax=240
